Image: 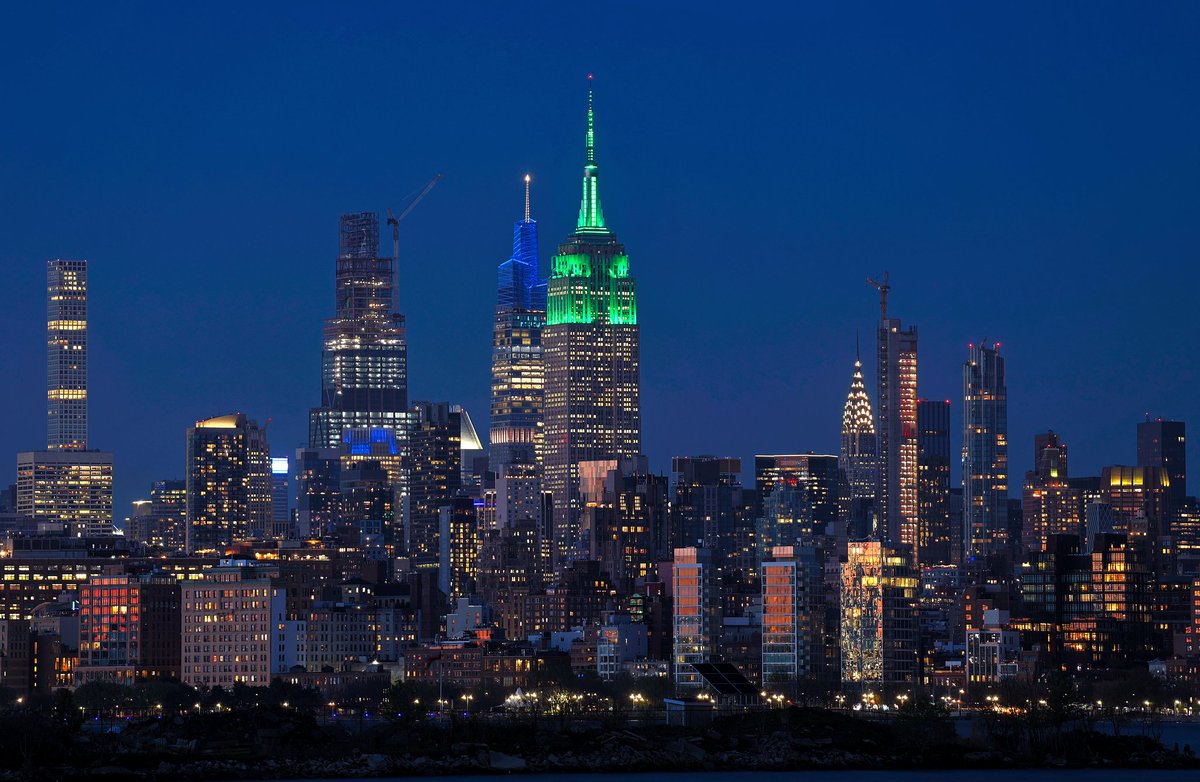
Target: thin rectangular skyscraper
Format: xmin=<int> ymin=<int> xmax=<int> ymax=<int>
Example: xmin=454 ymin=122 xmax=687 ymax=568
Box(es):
xmin=874 ymin=281 xmax=918 ymax=552
xmin=47 ymin=259 xmax=88 ymax=450
xmin=963 ymin=342 xmax=1008 ymax=562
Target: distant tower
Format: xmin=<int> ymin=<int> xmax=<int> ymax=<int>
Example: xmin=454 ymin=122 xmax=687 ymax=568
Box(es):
xmin=17 ymin=260 xmax=114 ymax=536
xmin=840 ymin=345 xmax=877 ymax=536
xmin=872 ymin=276 xmax=918 ymax=551
xmin=543 ymin=77 xmax=642 ymax=567
xmin=916 ymin=399 xmax=952 ymax=566
xmin=47 ymin=259 xmax=88 ymax=450
xmin=963 ymin=342 xmax=1008 ymax=562
xmin=1022 ymin=431 xmax=1080 ymax=552
xmin=490 ymin=174 xmax=547 ymax=479
xmin=1137 ymin=418 xmax=1186 ymax=515
xmin=309 ymin=212 xmax=410 ymax=463
xmin=185 ymin=413 xmax=272 ymax=553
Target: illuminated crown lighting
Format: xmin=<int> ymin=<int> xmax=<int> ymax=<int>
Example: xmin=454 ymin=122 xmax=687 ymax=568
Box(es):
xmin=841 ymin=358 xmax=876 ymax=436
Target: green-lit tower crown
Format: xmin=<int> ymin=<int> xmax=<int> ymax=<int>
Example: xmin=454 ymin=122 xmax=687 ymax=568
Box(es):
xmin=547 ymin=75 xmax=637 ymax=327
xmin=543 ymin=75 xmax=643 ymax=569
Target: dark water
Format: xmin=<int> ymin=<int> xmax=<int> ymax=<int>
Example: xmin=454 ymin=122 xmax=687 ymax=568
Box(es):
xmin=279 ymin=772 xmax=1200 ymax=782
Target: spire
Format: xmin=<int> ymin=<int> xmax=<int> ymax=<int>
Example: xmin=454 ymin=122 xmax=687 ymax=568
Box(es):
xmin=524 ymin=173 xmax=532 ymax=222
xmin=842 ymin=356 xmax=875 ymax=437
xmin=576 ymin=74 xmax=607 ymax=232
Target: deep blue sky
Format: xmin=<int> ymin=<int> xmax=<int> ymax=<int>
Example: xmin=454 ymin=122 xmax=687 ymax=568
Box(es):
xmin=1 ymin=3 xmax=1198 ymax=516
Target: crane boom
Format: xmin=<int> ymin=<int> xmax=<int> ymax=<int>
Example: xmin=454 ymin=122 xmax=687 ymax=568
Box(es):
xmin=386 ymin=174 xmax=443 ymax=311
xmin=867 ymin=271 xmax=890 ymax=321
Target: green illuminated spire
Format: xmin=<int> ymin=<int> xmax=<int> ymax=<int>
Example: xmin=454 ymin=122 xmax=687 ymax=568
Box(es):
xmin=576 ymin=74 xmax=607 ymax=232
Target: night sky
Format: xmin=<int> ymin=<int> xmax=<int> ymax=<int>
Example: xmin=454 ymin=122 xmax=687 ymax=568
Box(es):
xmin=1 ymin=3 xmax=1197 ymax=516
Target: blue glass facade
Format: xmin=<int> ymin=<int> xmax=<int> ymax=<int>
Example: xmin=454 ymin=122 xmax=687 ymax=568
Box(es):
xmin=490 ymin=180 xmax=547 ymax=476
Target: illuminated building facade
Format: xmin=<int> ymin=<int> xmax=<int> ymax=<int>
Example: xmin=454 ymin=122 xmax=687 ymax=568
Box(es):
xmin=180 ymin=562 xmax=282 ymax=688
xmin=1100 ymin=465 xmax=1172 ymax=537
xmin=916 ymin=400 xmax=952 ymax=565
xmin=271 ymin=457 xmax=290 ymax=539
xmin=147 ymin=479 xmax=187 ymax=552
xmin=491 ymin=175 xmax=547 ymax=477
xmin=671 ymin=547 xmax=719 ymax=688
xmin=579 ymin=457 xmax=667 ymax=593
xmin=76 ymin=572 xmax=181 ymax=684
xmin=543 ymin=81 xmax=641 ymax=568
xmin=963 ymin=342 xmax=1008 ymax=562
xmin=755 ymin=454 xmax=839 ymax=533
xmin=47 ymin=259 xmax=88 ymax=450
xmin=840 ymin=354 xmax=877 ymax=534
xmin=1022 ymin=431 xmax=1081 ymax=552
xmin=877 ymin=318 xmax=918 ymax=552
xmin=17 ymin=259 xmax=114 ymax=536
xmin=16 ymin=450 xmax=113 ymax=536
xmin=441 ymin=494 xmax=479 ymax=602
xmin=761 ymin=545 xmax=824 ymax=686
xmin=408 ymin=402 xmax=462 ymax=560
xmin=0 ymin=559 xmax=107 ymax=620
xmin=840 ymin=540 xmax=918 ymax=689
xmin=185 ymin=414 xmax=272 ymax=553
xmin=309 ymin=213 xmax=410 ymax=493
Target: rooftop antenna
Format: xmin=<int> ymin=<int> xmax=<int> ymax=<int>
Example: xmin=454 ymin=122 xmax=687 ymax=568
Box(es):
xmin=524 ymin=173 xmax=532 ymax=222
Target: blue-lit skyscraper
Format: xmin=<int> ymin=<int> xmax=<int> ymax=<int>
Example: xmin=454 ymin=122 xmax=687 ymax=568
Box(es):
xmin=490 ymin=175 xmax=547 ymax=480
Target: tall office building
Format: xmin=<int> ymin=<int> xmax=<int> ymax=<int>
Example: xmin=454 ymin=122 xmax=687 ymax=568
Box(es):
xmin=16 ymin=451 xmax=113 ymax=536
xmin=407 ymin=402 xmax=462 ymax=560
xmin=762 ymin=545 xmax=826 ymax=687
xmin=1137 ymin=419 xmax=1186 ymax=514
xmin=309 ymin=212 xmax=410 ymax=475
xmin=293 ymin=447 xmax=341 ymax=540
xmin=185 ymin=413 xmax=272 ymax=553
xmin=1022 ymin=431 xmax=1081 ymax=552
xmin=672 ymin=547 xmax=720 ymax=688
xmin=149 ymin=479 xmax=187 ymax=551
xmin=490 ymin=175 xmax=547 ymax=477
xmin=544 ymin=79 xmax=641 ymax=567
xmin=47 ymin=259 xmax=88 ymax=450
xmin=840 ymin=352 xmax=877 ymax=535
xmin=916 ymin=399 xmax=953 ymax=566
xmin=17 ymin=260 xmax=113 ymax=535
xmin=579 ymin=456 xmax=668 ymax=592
xmin=876 ymin=297 xmax=918 ymax=551
xmin=963 ymin=343 xmax=1009 ymax=562
xmin=840 ymin=540 xmax=918 ymax=690
xmin=1099 ymin=465 xmax=1172 ymax=538
xmin=270 ymin=457 xmax=290 ymax=540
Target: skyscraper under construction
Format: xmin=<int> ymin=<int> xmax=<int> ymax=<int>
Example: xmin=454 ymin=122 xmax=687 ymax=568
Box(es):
xmin=543 ymin=78 xmax=641 ymax=567
xmin=309 ymin=212 xmax=411 ymax=458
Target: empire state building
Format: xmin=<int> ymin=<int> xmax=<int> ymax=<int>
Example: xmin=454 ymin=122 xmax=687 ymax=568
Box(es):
xmin=543 ymin=78 xmax=642 ymax=567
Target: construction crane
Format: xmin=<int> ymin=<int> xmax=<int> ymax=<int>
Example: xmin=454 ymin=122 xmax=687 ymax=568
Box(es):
xmin=867 ymin=271 xmax=891 ymax=321
xmin=387 ymin=173 xmax=442 ymax=307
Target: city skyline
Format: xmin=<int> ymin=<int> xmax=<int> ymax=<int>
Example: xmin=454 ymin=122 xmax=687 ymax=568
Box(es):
xmin=2 ymin=6 xmax=1200 ymax=763
xmin=1 ymin=5 xmax=1198 ymax=515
